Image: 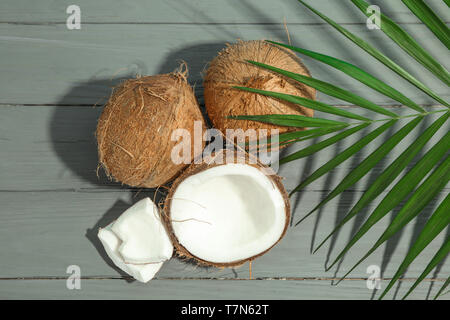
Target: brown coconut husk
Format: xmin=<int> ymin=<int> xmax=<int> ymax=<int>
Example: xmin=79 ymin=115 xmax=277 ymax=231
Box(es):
xmin=204 ymin=40 xmax=316 ymax=146
xmin=162 ymin=149 xmax=291 ymax=268
xmin=96 ymin=69 xmax=206 ymax=188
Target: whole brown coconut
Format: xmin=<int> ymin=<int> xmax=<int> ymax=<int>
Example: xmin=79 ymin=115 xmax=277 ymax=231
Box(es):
xmin=204 ymin=40 xmax=316 ymax=142
xmin=96 ymin=71 xmax=205 ymax=188
xmin=163 ymin=150 xmax=290 ymax=268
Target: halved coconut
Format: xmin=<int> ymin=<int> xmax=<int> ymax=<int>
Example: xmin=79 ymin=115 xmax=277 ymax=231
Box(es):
xmin=98 ymin=198 xmax=173 ymax=282
xmin=164 ymin=150 xmax=290 ymax=267
xmin=98 ymin=152 xmax=290 ymax=280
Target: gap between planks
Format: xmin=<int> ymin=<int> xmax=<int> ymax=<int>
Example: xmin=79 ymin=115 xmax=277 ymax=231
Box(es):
xmin=0 ymin=189 xmax=375 ymax=193
xmin=0 ymin=104 xmax=445 ymax=108
xmin=0 ymin=276 xmax=446 ymax=282
xmin=1 ymin=22 xmax=444 ymax=26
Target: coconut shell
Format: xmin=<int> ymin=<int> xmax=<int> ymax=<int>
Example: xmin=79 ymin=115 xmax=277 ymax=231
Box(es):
xmin=163 ymin=149 xmax=290 ymax=268
xmin=96 ymin=72 xmax=206 ymax=188
xmin=204 ymin=40 xmax=316 ymax=143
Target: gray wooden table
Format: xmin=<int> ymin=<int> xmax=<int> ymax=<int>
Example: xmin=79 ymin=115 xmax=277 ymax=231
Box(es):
xmin=0 ymin=0 xmax=448 ymax=299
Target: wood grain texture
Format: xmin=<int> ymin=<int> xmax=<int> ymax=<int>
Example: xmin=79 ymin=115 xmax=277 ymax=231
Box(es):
xmin=0 ymin=278 xmax=447 ymax=300
xmin=0 ymin=23 xmax=448 ymax=106
xmin=0 ymin=0 xmax=448 ymax=300
xmin=0 ymin=0 xmax=448 ymax=24
xmin=0 ymin=105 xmax=448 ymax=192
xmin=0 ymin=180 xmax=447 ymax=280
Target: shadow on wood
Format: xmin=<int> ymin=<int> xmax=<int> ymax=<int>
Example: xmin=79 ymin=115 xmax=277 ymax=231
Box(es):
xmin=85 ymin=199 xmax=136 ymax=282
xmin=85 ymin=189 xmax=169 ymax=282
xmin=50 ymin=77 xmax=135 ymax=188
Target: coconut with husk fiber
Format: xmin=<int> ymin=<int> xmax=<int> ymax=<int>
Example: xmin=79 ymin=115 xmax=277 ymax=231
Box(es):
xmin=96 ymin=69 xmax=205 ymax=188
xmin=204 ymin=40 xmax=316 ymax=146
xmin=164 ymin=150 xmax=290 ymax=267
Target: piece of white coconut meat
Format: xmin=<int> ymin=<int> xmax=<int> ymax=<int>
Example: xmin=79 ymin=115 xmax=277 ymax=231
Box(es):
xmin=98 ymin=198 xmax=173 ymax=283
xmin=170 ymin=163 xmax=287 ymax=264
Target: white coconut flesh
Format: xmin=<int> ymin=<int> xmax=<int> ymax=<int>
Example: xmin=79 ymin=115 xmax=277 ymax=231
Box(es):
xmin=170 ymin=163 xmax=287 ymax=264
xmin=98 ymin=229 xmax=164 ymax=283
xmin=98 ymin=198 xmax=173 ymax=283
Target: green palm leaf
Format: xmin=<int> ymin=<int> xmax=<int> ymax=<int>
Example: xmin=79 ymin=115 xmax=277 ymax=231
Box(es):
xmin=278 ymin=125 xmax=348 ymax=146
xmin=291 ymin=121 xmax=394 ymax=199
xmin=280 ymin=123 xmax=369 ymax=164
xmin=403 ymin=239 xmax=450 ymax=300
xmin=234 ymin=86 xmax=370 ymax=121
xmin=433 ymin=276 xmax=450 ymax=300
xmin=379 ymin=193 xmax=450 ymax=299
xmin=231 ymin=0 xmax=450 ymax=299
xmin=265 ymin=40 xmax=424 ymax=112
xmin=351 ymin=0 xmax=450 ymax=86
xmin=328 ymin=131 xmax=450 ymax=272
xmin=273 ymin=125 xmax=345 ymax=144
xmin=244 ymin=125 xmax=349 ymax=149
xmin=228 ymin=114 xmax=347 ymax=127
xmin=314 ymin=112 xmax=450 ymax=253
xmin=277 ymin=125 xmax=349 ymax=146
xmin=244 ymin=60 xmax=399 ymax=116
xmin=335 ymin=155 xmax=450 ymax=287
xmin=301 ymin=116 xmax=423 ymax=220
xmin=401 ymin=0 xmax=450 ymax=49
xmin=297 ymin=0 xmax=450 ymax=107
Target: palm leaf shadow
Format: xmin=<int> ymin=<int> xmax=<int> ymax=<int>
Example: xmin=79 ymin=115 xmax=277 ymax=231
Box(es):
xmin=240 ymin=0 xmax=449 ymax=299
xmin=166 ymin=0 xmax=238 ymax=40
xmin=362 ymin=116 xmax=430 ymax=299
xmin=330 ymin=124 xmax=396 ymax=286
xmin=381 ymin=114 xmax=432 ymax=299
xmin=426 ymin=226 xmax=450 ymax=299
xmin=290 ymin=137 xmax=320 ymax=225
xmin=234 ymin=0 xmax=371 ymax=103
xmin=325 ymin=127 xmax=369 ymax=274
xmin=309 ymin=138 xmax=343 ymax=252
xmin=50 ymin=75 xmax=137 ymax=189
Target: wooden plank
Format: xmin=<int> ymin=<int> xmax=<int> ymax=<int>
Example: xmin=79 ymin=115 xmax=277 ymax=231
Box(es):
xmin=0 ymin=278 xmax=447 ymax=300
xmin=0 ymin=23 xmax=448 ymax=105
xmin=1 ymin=0 xmax=449 ymax=24
xmin=1 ymin=0 xmax=448 ymax=302
xmin=0 ymin=105 xmax=448 ymax=192
xmin=0 ymin=189 xmax=447 ymax=280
